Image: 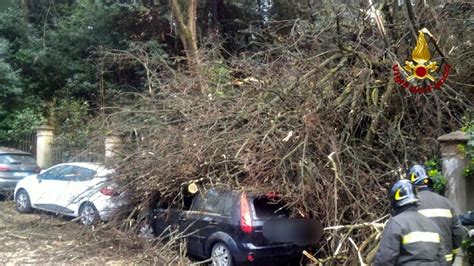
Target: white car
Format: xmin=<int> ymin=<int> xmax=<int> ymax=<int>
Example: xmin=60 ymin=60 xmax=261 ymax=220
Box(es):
xmin=14 ymin=162 xmax=125 ymax=225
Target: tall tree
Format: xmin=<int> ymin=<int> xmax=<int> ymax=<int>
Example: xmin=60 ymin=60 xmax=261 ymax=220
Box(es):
xmin=170 ymin=0 xmax=199 ymax=72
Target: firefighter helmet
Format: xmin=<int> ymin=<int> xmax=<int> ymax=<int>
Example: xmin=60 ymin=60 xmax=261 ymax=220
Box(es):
xmin=407 ymin=164 xmax=430 ymax=186
xmin=389 ymin=179 xmax=419 ymax=208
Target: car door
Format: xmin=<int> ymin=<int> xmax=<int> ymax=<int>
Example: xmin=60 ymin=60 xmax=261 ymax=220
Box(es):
xmin=150 ymin=193 xmax=201 ymax=255
xmin=62 ymin=166 xmax=98 ymax=212
xmin=185 ymin=189 xmax=231 ymax=257
xmin=152 ymin=205 xmax=182 ymax=239
xmin=33 ymin=165 xmax=72 ymax=212
xmin=177 ymin=193 xmax=205 ymax=256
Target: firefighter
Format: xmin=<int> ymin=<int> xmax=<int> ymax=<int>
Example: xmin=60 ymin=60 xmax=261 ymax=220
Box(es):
xmin=374 ymin=179 xmax=445 ymax=265
xmin=408 ymin=164 xmax=465 ymax=264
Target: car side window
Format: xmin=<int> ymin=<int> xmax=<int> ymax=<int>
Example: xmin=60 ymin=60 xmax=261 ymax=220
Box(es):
xmin=220 ymin=191 xmax=238 ymax=217
xmin=203 ymin=189 xmax=221 ymax=214
xmin=61 ymin=166 xmax=79 ymax=181
xmin=190 ymin=192 xmax=205 ymax=212
xmin=191 ymin=189 xmax=235 ymax=217
xmin=75 ymin=167 xmax=96 ymax=181
xmin=61 ymin=165 xmax=88 ymax=181
xmin=40 ymin=165 xmax=69 ymax=180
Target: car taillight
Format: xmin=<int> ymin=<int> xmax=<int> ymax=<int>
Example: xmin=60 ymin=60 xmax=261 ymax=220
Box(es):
xmin=0 ymin=164 xmax=11 ymax=172
xmin=240 ymin=193 xmax=253 ymax=234
xmin=100 ymin=187 xmax=116 ymax=196
xmin=247 ymin=253 xmax=255 ymax=262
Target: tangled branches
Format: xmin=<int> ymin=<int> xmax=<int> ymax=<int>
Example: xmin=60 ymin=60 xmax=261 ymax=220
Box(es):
xmin=84 ymin=1 xmax=473 ymax=263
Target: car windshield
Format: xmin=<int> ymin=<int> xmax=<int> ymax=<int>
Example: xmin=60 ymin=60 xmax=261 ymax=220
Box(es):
xmin=253 ymin=196 xmax=290 ymax=219
xmin=0 ymin=154 xmax=36 ymax=165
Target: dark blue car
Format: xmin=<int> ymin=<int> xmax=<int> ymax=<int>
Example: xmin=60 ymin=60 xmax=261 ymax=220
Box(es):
xmin=147 ymin=188 xmax=321 ymax=265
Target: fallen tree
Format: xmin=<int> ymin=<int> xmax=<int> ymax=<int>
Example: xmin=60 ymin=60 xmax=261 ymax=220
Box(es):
xmin=77 ymin=1 xmax=473 ymax=263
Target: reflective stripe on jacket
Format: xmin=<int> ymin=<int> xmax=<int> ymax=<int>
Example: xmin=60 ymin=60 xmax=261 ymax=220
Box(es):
xmin=418 ymin=189 xmax=465 ymax=264
xmin=374 ymin=207 xmax=446 ymax=265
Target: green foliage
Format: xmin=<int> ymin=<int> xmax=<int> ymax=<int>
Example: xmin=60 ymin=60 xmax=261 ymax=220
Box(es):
xmin=462 ymin=236 xmax=474 ymax=261
xmin=0 ymin=108 xmax=45 ymax=141
xmin=204 ymin=60 xmax=233 ymax=99
xmin=425 ymin=158 xmax=447 ymax=195
xmin=0 ymin=38 xmax=22 ymax=109
xmin=0 ymin=36 xmax=45 ymax=142
xmin=48 ymin=98 xmax=90 ymax=136
xmin=0 ymin=2 xmax=153 ymax=140
xmin=207 ymin=61 xmax=232 ymax=83
xmin=461 ymin=117 xmax=474 ymax=179
xmin=0 ymin=7 xmax=30 ymax=52
xmin=48 ymin=98 xmax=91 ymax=158
xmin=463 ymin=237 xmax=471 ymax=250
xmin=15 ymin=2 xmax=134 ymax=100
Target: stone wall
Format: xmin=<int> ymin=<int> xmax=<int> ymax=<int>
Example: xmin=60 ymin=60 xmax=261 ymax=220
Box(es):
xmin=439 ymin=130 xmax=473 ymax=214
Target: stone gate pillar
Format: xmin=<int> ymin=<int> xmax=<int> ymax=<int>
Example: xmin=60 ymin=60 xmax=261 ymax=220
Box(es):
xmin=36 ymin=125 xmax=54 ymax=169
xmin=105 ymin=134 xmax=121 ymax=159
xmin=438 ymin=130 xmax=473 ymax=214
xmin=438 ymin=131 xmax=473 ymax=266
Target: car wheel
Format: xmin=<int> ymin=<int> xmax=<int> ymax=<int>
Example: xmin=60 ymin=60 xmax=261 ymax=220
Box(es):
xmin=211 ymin=242 xmax=233 ymax=266
xmin=15 ymin=189 xmax=33 ymax=213
xmin=79 ymin=202 xmax=99 ymax=225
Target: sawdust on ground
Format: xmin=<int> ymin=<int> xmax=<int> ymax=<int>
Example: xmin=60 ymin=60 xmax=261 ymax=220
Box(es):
xmin=0 ymin=199 xmax=150 ymax=265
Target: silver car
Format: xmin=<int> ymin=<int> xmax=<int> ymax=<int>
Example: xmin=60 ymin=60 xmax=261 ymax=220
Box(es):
xmin=0 ymin=147 xmax=40 ymax=195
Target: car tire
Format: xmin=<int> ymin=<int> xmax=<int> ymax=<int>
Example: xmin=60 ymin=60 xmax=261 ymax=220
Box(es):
xmin=211 ymin=242 xmax=234 ymax=266
xmin=79 ymin=202 xmax=99 ymax=225
xmin=15 ymin=189 xmax=33 ymax=213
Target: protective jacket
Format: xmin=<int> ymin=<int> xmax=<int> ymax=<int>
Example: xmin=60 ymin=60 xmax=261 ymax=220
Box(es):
xmin=417 ymin=187 xmax=465 ymax=263
xmin=374 ymin=205 xmax=446 ymax=265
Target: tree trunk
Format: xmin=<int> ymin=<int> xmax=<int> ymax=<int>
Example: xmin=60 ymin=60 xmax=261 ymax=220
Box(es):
xmin=170 ymin=0 xmax=200 ymax=73
xmin=209 ymin=0 xmax=219 ymax=34
xmin=20 ymin=0 xmax=30 ymax=23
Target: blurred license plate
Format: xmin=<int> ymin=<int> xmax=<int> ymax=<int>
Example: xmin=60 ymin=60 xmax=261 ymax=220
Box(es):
xmin=13 ymin=172 xmax=29 ymax=177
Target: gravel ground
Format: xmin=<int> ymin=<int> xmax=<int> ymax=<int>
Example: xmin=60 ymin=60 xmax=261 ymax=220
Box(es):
xmin=0 ymin=198 xmax=150 ymax=264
